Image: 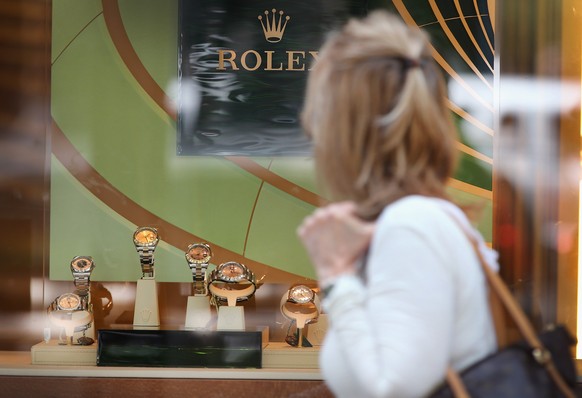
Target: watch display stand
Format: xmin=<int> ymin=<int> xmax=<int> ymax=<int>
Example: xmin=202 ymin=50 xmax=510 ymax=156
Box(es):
xmin=306 ymin=314 xmax=328 ymax=346
xmin=293 ymin=315 xmax=313 ymax=348
xmin=72 ymin=320 xmax=95 ymax=343
xmin=285 ymin=326 xmax=311 ymax=348
xmin=262 ymin=341 xmax=320 ymax=369
xmin=133 ymin=277 xmax=160 ymax=327
xmin=31 ymin=340 xmax=98 ymax=366
xmin=216 ymin=306 xmax=245 ymax=331
xmin=32 ymin=311 xmax=97 ymax=365
xmin=184 ymin=296 xmax=212 ymax=329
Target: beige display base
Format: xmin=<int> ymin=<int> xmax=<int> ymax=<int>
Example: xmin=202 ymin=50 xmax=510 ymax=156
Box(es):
xmin=31 ymin=340 xmax=97 ymax=366
xmin=262 ymin=342 xmax=320 ymax=369
xmin=216 ymin=306 xmax=245 ymax=331
xmin=30 ymin=330 xmax=317 ymax=369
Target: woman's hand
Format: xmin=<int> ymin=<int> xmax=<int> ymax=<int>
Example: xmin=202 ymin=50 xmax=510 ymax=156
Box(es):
xmin=297 ymin=202 xmax=375 ymax=287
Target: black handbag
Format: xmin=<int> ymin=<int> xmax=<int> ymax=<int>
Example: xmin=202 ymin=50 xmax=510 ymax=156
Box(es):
xmin=429 ymin=223 xmax=578 ymax=398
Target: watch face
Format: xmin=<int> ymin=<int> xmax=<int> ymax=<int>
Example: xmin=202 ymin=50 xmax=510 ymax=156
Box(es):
xmin=70 ymin=256 xmax=94 ymax=273
xmin=289 ymin=285 xmax=314 ymax=304
xmin=217 ymin=261 xmax=246 ymax=282
xmin=57 ymin=293 xmax=81 ymax=311
xmin=133 ymin=227 xmax=159 ymax=246
xmin=186 ymin=243 xmax=212 ymax=264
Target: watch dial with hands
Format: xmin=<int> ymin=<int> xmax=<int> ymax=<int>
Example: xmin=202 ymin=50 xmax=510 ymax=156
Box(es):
xmin=57 ymin=293 xmax=82 ymax=311
xmin=133 ymin=227 xmax=159 ymax=246
xmin=217 ymin=261 xmax=246 ymax=282
xmin=70 ymin=256 xmax=94 ymax=273
xmin=289 ymin=285 xmax=315 ymax=304
xmin=186 ymin=243 xmax=212 ymax=264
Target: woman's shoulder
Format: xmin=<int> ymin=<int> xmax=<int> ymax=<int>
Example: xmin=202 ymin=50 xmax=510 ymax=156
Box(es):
xmin=374 ymin=195 xmax=473 ymax=249
xmin=373 ymin=195 xmax=480 ymax=270
xmin=374 ymin=195 xmax=482 ymax=261
xmin=378 ymin=195 xmax=456 ymax=227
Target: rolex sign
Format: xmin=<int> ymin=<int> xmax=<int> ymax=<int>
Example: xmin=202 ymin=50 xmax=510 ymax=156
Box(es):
xmin=178 ymin=1 xmax=367 ymax=156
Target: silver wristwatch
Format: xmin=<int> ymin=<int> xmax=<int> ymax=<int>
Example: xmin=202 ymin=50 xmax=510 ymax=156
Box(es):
xmin=70 ymin=256 xmax=95 ymax=309
xmin=207 ymin=261 xmax=257 ymax=304
xmin=47 ymin=292 xmax=94 ymax=345
xmin=185 ymin=242 xmax=212 ymax=296
xmin=287 ymin=285 xmax=316 ymax=305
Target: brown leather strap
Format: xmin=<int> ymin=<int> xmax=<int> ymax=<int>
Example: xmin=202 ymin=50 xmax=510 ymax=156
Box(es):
xmin=488 ymin=289 xmax=509 ymax=348
xmin=445 ymin=368 xmax=470 ymax=398
xmin=474 ymin=245 xmax=576 ymax=398
xmin=446 ymin=218 xmax=576 ymax=398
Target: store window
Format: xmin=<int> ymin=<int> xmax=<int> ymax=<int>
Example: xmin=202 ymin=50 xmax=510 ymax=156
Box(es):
xmin=1 ymin=0 xmax=581 ymax=381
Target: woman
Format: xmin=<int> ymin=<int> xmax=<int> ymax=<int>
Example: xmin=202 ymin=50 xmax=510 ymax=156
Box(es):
xmin=298 ymin=11 xmax=498 ymax=397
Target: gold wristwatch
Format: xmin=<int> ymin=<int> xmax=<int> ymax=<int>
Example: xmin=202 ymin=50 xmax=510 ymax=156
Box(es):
xmin=280 ymin=285 xmax=321 ymax=327
xmin=185 ymin=242 xmax=212 ymax=296
xmin=133 ymin=227 xmax=159 ymax=278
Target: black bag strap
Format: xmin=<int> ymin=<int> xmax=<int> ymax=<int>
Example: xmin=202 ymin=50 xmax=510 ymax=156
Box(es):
xmin=445 ymin=216 xmax=576 ymax=398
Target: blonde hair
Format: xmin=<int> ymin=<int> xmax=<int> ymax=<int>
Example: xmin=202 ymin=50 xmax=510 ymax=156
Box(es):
xmin=302 ymin=11 xmax=457 ymax=220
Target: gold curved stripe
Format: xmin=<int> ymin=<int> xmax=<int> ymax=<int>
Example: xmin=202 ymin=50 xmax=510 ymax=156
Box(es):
xmin=478 ymin=0 xmax=495 ymax=54
xmin=52 ymin=12 xmax=102 ymax=66
xmin=447 ymin=98 xmax=494 ymax=136
xmin=452 ymin=0 xmax=493 ymax=72
xmin=428 ymin=0 xmax=492 ymax=87
xmin=225 ymin=157 xmax=325 ymax=207
xmin=456 ymin=142 xmax=492 ymax=164
xmin=101 ymin=0 xmax=176 ymax=119
xmin=449 ymin=178 xmax=492 ymax=200
xmin=243 ymin=161 xmax=271 ymax=257
xmin=434 ymin=51 xmax=493 ymax=112
xmin=51 ymin=119 xmax=308 ymax=284
xmin=392 ymin=0 xmax=493 ymax=112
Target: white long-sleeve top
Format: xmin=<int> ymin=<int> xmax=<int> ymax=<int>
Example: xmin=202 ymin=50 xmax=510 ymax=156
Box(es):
xmin=320 ymin=196 xmax=497 ymax=398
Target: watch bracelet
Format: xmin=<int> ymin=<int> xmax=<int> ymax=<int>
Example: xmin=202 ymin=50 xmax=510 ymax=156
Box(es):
xmin=205 ymin=262 xmax=257 ymax=305
xmin=190 ymin=263 xmax=208 ymax=295
xmin=75 ymin=294 xmax=90 ymax=312
xmin=137 ymin=246 xmax=155 ymax=264
xmin=46 ymin=302 xmax=93 ymax=332
xmin=73 ymin=277 xmax=90 ymax=291
xmin=139 ymin=254 xmax=155 ymax=265
xmin=208 ymin=281 xmax=256 ymax=306
xmin=141 ymin=258 xmax=154 ymax=277
xmin=51 ymin=315 xmax=92 ymax=333
xmin=193 ymin=279 xmax=208 ymax=296
xmin=207 ymin=268 xmax=256 ymax=285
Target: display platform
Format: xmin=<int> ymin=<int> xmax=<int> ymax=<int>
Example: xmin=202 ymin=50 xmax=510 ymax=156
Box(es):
xmin=30 ymin=326 xmax=320 ymax=369
xmin=30 ymin=340 xmax=320 ymax=369
xmin=31 ymin=340 xmax=97 ymax=366
xmin=262 ymin=342 xmax=319 ymax=369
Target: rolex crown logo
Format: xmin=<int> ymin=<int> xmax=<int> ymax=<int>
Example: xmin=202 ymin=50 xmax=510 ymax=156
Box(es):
xmin=258 ymin=9 xmax=290 ymax=43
